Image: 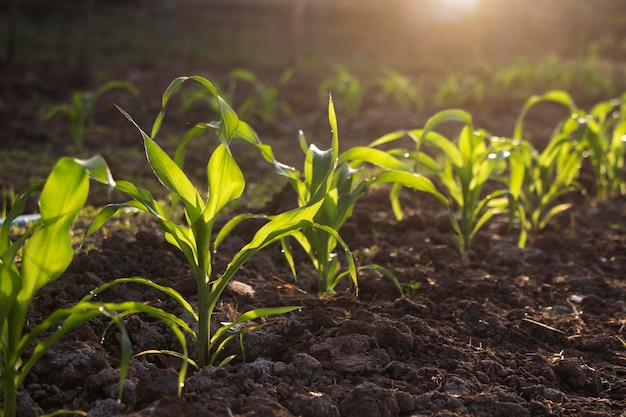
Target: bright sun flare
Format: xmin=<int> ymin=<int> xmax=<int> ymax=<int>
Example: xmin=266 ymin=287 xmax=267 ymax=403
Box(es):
xmin=431 ymin=0 xmax=481 ymax=21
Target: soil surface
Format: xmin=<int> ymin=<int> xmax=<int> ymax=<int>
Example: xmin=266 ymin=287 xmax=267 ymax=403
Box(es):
xmin=2 ymin=61 xmax=626 ymax=417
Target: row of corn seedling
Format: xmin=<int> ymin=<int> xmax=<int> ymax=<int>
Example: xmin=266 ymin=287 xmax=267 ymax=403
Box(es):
xmin=4 ymin=75 xmax=626 ymax=417
xmin=43 ymin=52 xmax=623 ymax=153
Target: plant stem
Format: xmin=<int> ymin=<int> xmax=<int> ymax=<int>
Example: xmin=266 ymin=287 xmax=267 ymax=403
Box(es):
xmin=3 ymin=366 xmax=18 ymax=417
xmin=196 ymin=274 xmax=210 ymax=368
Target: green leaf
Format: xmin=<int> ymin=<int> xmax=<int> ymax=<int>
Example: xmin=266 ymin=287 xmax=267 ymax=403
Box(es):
xmin=306 ymin=144 xmax=335 ymax=202
xmin=214 ymin=213 xmax=268 ymax=252
xmin=409 ymin=129 xmax=463 ymax=168
xmin=208 ymin=202 xmax=322 ymax=308
xmin=204 ymin=144 xmax=245 ymax=223
xmin=74 ymin=155 xmax=116 ymax=188
xmin=515 ymin=90 xmax=578 ymax=139
xmin=368 ymin=130 xmax=407 ymax=148
xmin=21 ymin=158 xmax=89 ymax=301
xmin=372 ymin=170 xmax=448 ymax=206
xmin=161 ymin=77 xmax=188 ymax=108
xmin=216 ymin=96 xmax=239 ymax=144
xmin=84 ymin=277 xmax=198 ymax=323
xmin=339 ymin=147 xmax=407 ymax=170
xmin=328 ymin=95 xmax=339 ymax=159
xmin=144 ymin=136 xmax=204 ymax=220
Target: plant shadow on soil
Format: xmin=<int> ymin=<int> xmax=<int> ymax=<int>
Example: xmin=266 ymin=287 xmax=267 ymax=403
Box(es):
xmin=2 ymin=61 xmax=626 ymax=417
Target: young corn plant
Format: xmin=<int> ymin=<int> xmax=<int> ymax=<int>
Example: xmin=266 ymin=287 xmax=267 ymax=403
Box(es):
xmin=370 ymin=110 xmax=518 ymax=257
xmin=268 ymin=97 xmax=445 ymax=294
xmin=375 ymin=69 xmax=420 ymax=111
xmin=578 ymin=94 xmax=626 ymax=200
xmin=41 ymin=80 xmax=141 ymax=151
xmin=1 ymin=156 xmax=190 ymax=417
xmin=229 ymin=68 xmax=293 ymax=122
xmin=88 ymin=75 xmax=324 ymax=367
xmin=318 ymin=67 xmax=368 ymax=117
xmin=433 ymin=73 xmax=484 ymax=107
xmin=510 ymin=90 xmax=586 ymax=246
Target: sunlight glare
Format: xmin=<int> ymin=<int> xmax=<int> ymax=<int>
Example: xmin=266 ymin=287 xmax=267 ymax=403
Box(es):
xmin=430 ymin=0 xmax=482 ymax=22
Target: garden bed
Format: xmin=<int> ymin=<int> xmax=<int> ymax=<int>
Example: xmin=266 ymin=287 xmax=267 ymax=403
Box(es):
xmin=2 ymin=61 xmax=626 ymax=417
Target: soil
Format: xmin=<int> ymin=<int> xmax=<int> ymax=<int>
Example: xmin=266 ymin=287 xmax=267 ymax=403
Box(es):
xmin=2 ymin=60 xmax=626 ymax=417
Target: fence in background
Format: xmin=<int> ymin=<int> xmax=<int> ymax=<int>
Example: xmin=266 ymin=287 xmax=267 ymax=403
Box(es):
xmin=0 ymin=0 xmax=622 ymax=70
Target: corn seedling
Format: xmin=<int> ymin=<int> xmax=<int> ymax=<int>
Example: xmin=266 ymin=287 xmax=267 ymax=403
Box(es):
xmin=0 ymin=156 xmax=190 ymax=417
xmin=41 ymin=80 xmax=141 ymax=151
xmin=229 ymin=68 xmax=293 ymax=122
xmin=268 ymin=97 xmax=445 ymax=294
xmin=370 ymin=110 xmax=516 ymax=256
xmin=579 ymin=94 xmax=626 ymax=200
xmin=88 ymin=76 xmax=322 ymax=367
xmin=318 ymin=67 xmax=368 ymax=117
xmin=510 ymin=91 xmax=587 ymax=246
xmin=375 ymin=70 xmax=420 ymax=111
xmin=433 ymin=73 xmax=484 ymax=107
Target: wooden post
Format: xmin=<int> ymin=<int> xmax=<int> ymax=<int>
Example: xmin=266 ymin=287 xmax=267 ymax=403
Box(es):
xmin=6 ymin=0 xmax=20 ymax=61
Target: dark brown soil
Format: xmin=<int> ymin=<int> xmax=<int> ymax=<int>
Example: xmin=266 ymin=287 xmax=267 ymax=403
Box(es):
xmin=2 ymin=61 xmax=626 ymax=417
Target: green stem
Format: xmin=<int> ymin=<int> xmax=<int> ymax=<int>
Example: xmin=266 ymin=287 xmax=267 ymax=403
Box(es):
xmin=3 ymin=366 xmax=18 ymax=417
xmin=192 ymin=221 xmax=212 ymax=368
xmin=196 ymin=273 xmax=210 ymax=368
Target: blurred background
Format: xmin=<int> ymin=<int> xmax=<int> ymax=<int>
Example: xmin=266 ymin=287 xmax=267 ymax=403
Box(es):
xmin=1 ymin=0 xmax=625 ymax=71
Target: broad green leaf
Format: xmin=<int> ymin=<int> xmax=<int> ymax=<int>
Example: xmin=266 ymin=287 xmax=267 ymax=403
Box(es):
xmin=144 ymin=136 xmax=203 ymax=220
xmin=21 ymin=158 xmax=89 ymax=300
xmin=74 ymin=156 xmax=116 ymax=187
xmin=339 ymin=147 xmax=407 ymax=170
xmin=204 ymin=144 xmax=245 ymax=223
xmin=306 ymin=144 xmax=335 ymax=202
xmin=409 ymin=129 xmax=463 ymax=167
xmin=372 ymin=170 xmax=448 ymax=206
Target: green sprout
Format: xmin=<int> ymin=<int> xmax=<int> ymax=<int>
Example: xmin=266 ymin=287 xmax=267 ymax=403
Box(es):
xmin=579 ymin=94 xmax=626 ymax=200
xmin=41 ymin=80 xmax=142 ymax=151
xmin=370 ymin=110 xmax=516 ymax=257
xmin=88 ymin=76 xmax=327 ymax=367
xmin=375 ymin=69 xmax=420 ymax=111
xmin=318 ymin=67 xmax=368 ymax=117
xmin=1 ymin=156 xmax=189 ymax=417
xmin=229 ymin=68 xmax=293 ymax=122
xmin=510 ymin=90 xmax=586 ymax=246
xmin=269 ymin=98 xmax=445 ymax=294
